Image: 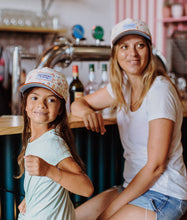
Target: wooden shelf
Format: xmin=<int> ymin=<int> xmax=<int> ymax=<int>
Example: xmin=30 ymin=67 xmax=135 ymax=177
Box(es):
xmin=162 ymin=16 xmax=187 ymax=23
xmin=0 ymin=25 xmax=67 ymax=34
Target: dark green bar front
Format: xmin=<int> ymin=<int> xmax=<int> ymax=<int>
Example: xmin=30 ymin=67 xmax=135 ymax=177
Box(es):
xmin=0 ymin=124 xmax=124 ymax=219
xmin=1 ymin=120 xmax=186 ymax=219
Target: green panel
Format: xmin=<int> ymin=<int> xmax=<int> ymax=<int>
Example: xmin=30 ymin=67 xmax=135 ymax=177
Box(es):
xmin=0 ymin=125 xmax=124 ymax=219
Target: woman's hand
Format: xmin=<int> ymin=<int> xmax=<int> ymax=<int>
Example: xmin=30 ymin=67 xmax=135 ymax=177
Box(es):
xmin=83 ymin=111 xmax=106 ymax=135
xmin=24 ymin=155 xmax=50 ymax=176
xmin=18 ymin=198 xmax=26 ymax=214
xmin=71 ymin=87 xmax=114 ymax=135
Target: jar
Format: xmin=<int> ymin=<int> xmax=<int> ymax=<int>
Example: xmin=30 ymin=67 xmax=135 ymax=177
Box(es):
xmin=171 ymin=3 xmax=183 ymax=18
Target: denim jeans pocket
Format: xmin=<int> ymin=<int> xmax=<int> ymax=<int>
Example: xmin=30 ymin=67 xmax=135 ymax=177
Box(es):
xmin=180 ymin=200 xmax=187 ymax=215
xmin=150 ymin=195 xmax=169 ymax=212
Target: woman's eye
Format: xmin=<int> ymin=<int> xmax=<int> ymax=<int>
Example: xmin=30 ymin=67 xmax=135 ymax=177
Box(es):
xmin=120 ymin=45 xmax=127 ymax=50
xmin=137 ymin=43 xmax=145 ymax=49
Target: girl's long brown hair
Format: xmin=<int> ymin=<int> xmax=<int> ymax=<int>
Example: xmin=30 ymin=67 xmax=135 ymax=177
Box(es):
xmin=16 ymin=88 xmax=85 ymax=178
xmin=109 ymin=40 xmax=180 ymax=111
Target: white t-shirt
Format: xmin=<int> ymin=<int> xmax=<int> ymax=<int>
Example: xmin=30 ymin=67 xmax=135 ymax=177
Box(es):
xmin=18 ymin=129 xmax=75 ymax=220
xmin=107 ymin=75 xmax=187 ymax=200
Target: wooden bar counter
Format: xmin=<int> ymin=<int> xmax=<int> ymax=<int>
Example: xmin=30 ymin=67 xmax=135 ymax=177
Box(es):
xmin=0 ymin=114 xmax=117 ymax=136
xmin=0 ymin=100 xmax=187 ymax=136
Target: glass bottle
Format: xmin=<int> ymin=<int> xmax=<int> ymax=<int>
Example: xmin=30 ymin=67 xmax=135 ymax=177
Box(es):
xmin=98 ymin=64 xmax=113 ymax=116
xmin=69 ymin=65 xmax=84 ymax=105
xmin=0 ymin=46 xmax=5 ymax=84
xmin=98 ymin=64 xmax=108 ymax=89
xmin=85 ymin=64 xmax=98 ymax=95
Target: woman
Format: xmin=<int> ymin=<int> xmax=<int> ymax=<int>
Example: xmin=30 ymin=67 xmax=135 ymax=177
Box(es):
xmin=71 ymin=18 xmax=187 ymax=220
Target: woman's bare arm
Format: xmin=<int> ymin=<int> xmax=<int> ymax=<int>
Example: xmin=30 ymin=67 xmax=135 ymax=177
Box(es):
xmin=71 ymin=87 xmax=114 ymax=134
xmin=98 ymin=118 xmax=174 ymax=219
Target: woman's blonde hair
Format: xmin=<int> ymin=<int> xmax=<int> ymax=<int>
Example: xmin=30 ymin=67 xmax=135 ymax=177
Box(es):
xmin=109 ymin=39 xmax=177 ymax=111
xmin=16 ymin=88 xmax=85 ymax=178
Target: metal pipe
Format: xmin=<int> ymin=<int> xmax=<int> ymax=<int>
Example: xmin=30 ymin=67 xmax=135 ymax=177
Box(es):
xmin=36 ymin=40 xmax=167 ymax=72
xmin=12 ymin=47 xmax=22 ymax=115
xmin=11 ymin=48 xmax=37 ymax=115
xmin=71 ymin=45 xmax=111 ymax=61
xmin=36 ymin=43 xmax=111 ymax=68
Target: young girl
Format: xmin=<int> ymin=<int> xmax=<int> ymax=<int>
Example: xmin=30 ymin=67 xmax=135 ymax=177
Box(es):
xmin=17 ymin=67 xmax=94 ymax=220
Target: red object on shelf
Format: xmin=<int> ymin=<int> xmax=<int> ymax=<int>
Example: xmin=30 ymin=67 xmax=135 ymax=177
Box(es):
xmin=163 ymin=6 xmax=172 ymax=18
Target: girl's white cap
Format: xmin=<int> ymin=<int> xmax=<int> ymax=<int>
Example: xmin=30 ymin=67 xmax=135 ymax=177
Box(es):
xmin=19 ymin=67 xmax=69 ymax=102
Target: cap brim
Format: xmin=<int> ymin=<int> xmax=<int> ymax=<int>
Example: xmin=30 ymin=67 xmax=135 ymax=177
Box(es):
xmin=112 ymin=30 xmax=151 ymax=46
xmin=19 ymin=83 xmax=64 ymax=100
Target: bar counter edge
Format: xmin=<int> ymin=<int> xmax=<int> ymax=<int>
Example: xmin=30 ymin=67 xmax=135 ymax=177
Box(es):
xmin=0 ymin=100 xmax=187 ymax=136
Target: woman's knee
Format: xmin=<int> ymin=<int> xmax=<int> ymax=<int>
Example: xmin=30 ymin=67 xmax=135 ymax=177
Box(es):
xmin=108 ymin=204 xmax=156 ymax=220
xmin=76 ymin=187 xmax=119 ymax=220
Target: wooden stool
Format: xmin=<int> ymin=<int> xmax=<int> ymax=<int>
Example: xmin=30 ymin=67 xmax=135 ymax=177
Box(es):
xmin=181 ymin=211 xmax=187 ymax=220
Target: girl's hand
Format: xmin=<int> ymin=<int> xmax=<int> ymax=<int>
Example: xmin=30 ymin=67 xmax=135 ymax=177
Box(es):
xmin=24 ymin=155 xmax=50 ymax=176
xmin=18 ymin=198 xmax=26 ymax=214
xmin=83 ymin=111 xmax=106 ymax=135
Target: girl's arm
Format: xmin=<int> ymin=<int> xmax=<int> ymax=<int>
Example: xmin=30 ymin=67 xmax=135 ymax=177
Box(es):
xmin=98 ymin=118 xmax=174 ymax=220
xmin=18 ymin=198 xmax=26 ymax=214
xmin=24 ymin=155 xmax=94 ymax=197
xmin=71 ymin=87 xmax=115 ymax=135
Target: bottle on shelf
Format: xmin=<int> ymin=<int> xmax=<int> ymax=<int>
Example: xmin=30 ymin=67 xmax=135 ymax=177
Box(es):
xmin=85 ymin=64 xmax=98 ymax=95
xmin=0 ymin=46 xmax=5 ymax=85
xmin=69 ymin=65 xmax=84 ymax=105
xmin=98 ymin=64 xmax=108 ymax=89
xmin=98 ymin=64 xmax=114 ymax=117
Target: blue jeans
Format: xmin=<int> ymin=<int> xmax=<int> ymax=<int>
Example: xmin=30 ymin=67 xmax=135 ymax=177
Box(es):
xmin=116 ymin=186 xmax=187 ymax=220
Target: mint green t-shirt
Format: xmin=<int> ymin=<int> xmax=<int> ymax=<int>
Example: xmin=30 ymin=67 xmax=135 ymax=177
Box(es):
xmin=18 ymin=129 xmax=75 ymax=220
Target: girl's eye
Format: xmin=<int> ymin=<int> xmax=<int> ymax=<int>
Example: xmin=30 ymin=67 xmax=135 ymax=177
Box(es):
xmin=47 ymin=98 xmax=56 ymax=103
xmin=31 ymin=96 xmax=37 ymax=100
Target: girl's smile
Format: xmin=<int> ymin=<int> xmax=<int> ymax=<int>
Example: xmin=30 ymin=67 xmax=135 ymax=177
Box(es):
xmin=26 ymin=87 xmax=62 ymax=129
